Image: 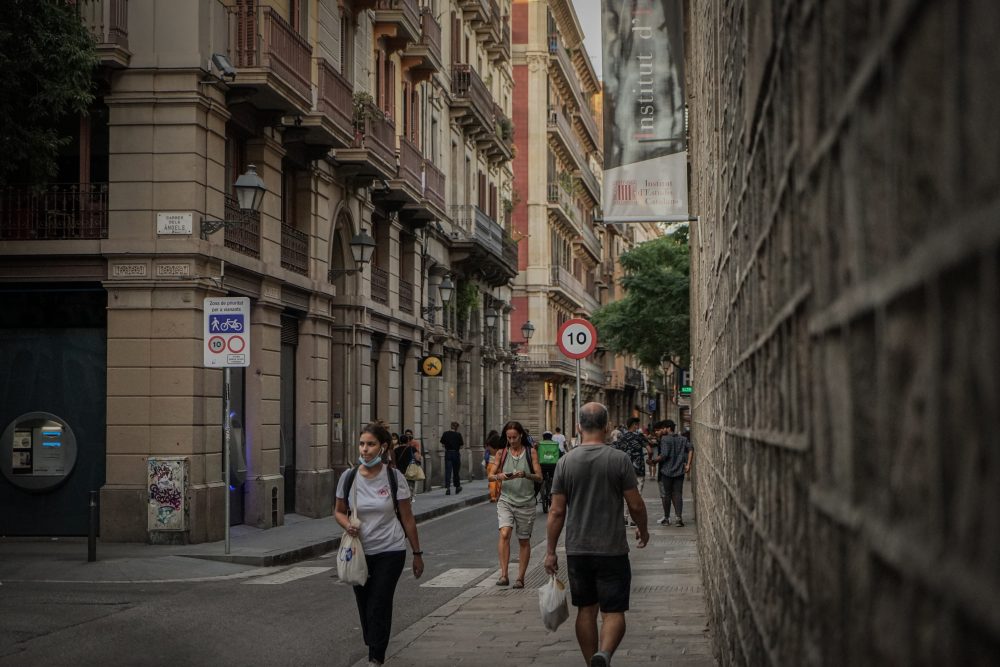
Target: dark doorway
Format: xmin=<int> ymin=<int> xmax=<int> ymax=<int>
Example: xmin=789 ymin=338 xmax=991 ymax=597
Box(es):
xmin=280 ymin=315 xmax=298 ymax=514
xmin=0 ymin=285 xmax=107 ymax=535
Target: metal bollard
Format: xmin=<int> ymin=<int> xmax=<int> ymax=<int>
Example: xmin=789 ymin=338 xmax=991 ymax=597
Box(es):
xmin=87 ymin=490 xmax=98 ymax=562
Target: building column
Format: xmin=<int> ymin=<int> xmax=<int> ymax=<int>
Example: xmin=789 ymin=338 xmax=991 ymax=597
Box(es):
xmin=293 ymin=308 xmax=335 ymax=518
xmin=242 ymin=299 xmax=283 ymax=528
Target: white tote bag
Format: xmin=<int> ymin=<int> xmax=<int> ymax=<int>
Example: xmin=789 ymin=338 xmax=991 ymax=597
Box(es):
xmin=538 ymin=574 xmax=570 ymax=632
xmin=336 ymin=474 xmax=368 ymax=585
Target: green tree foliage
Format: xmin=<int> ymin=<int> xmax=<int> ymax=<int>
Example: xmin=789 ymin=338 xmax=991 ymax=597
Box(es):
xmin=0 ymin=0 xmax=97 ymax=187
xmin=592 ymin=228 xmax=690 ymax=369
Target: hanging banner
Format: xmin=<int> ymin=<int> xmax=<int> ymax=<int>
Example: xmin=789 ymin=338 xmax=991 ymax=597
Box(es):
xmin=601 ymin=0 xmax=688 ymax=223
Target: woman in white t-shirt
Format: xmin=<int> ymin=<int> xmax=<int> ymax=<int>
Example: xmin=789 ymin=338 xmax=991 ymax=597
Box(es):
xmin=335 ymin=422 xmax=424 ymax=667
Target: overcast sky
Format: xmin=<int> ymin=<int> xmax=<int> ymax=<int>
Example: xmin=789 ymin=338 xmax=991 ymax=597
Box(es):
xmin=575 ymin=0 xmax=603 ymax=79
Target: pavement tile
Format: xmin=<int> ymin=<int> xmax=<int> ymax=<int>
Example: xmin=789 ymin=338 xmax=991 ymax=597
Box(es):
xmin=373 ymin=485 xmax=717 ymax=667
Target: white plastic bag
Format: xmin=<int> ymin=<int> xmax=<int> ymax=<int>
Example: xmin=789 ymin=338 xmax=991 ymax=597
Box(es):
xmin=337 ymin=475 xmax=368 ymax=585
xmin=539 ymin=574 xmax=569 ymax=632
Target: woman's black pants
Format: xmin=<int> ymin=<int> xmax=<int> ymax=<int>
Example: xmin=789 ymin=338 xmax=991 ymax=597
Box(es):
xmin=353 ymin=550 xmax=406 ymax=663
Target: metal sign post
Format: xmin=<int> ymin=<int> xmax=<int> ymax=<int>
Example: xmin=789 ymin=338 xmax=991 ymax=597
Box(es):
xmin=557 ymin=319 xmax=599 ymax=441
xmin=204 ymin=297 xmax=250 ymax=555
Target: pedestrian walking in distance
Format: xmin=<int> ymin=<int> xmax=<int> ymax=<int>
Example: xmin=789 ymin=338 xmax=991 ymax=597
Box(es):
xmin=334 ymin=421 xmax=424 ymax=667
xmin=613 ymin=417 xmax=651 ymax=525
xmin=488 ymin=420 xmax=542 ymax=588
xmin=653 ymin=419 xmax=693 ymax=526
xmin=545 ymin=402 xmax=649 ymax=667
xmin=440 ymin=421 xmax=464 ymax=495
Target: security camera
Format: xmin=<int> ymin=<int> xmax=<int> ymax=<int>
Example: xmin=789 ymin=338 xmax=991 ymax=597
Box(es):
xmin=211 ymin=53 xmax=237 ymax=80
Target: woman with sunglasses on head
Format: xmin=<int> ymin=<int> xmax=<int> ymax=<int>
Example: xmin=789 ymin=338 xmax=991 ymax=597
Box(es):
xmin=335 ymin=421 xmax=424 ymax=667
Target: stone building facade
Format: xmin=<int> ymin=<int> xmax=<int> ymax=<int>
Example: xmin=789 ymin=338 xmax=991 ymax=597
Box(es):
xmin=507 ymin=0 xmax=658 ymax=435
xmin=688 ymin=0 xmax=1000 ymax=663
xmin=0 ymin=0 xmax=518 ymax=542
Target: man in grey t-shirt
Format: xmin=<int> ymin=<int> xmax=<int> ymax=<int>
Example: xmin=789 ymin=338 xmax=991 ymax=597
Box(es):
xmin=545 ymin=402 xmax=649 ymax=667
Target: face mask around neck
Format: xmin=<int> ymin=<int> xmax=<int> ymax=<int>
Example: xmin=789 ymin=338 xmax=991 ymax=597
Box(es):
xmin=359 ymin=455 xmax=382 ymax=468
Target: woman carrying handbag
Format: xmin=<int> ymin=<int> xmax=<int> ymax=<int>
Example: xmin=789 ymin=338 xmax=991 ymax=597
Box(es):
xmin=335 ymin=421 xmax=424 ymax=667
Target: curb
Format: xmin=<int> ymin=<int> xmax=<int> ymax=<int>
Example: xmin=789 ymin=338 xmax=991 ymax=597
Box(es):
xmin=186 ymin=491 xmax=490 ymax=567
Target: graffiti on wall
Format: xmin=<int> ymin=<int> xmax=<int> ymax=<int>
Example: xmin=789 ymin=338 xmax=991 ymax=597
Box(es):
xmin=147 ymin=457 xmax=187 ymax=530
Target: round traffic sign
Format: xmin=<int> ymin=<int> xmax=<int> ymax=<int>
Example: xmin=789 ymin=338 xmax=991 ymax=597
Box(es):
xmin=208 ymin=336 xmax=226 ymax=354
xmin=227 ymin=335 xmax=246 ymax=354
xmin=557 ymin=318 xmax=598 ymax=359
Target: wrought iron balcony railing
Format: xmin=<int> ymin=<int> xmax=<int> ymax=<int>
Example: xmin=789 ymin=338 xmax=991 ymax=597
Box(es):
xmin=0 ymin=183 xmax=108 ymax=240
xmin=280 ymin=224 xmax=308 ymax=275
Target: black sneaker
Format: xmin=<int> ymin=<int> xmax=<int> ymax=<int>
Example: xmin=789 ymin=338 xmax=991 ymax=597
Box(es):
xmin=675 ymin=520 xmax=685 ymax=527
xmin=445 ymin=489 xmax=451 ymax=495
xmin=455 ymin=486 xmax=462 ymax=494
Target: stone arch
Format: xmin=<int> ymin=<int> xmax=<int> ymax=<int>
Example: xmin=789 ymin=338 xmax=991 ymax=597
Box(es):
xmin=329 ymin=208 xmax=356 ymax=293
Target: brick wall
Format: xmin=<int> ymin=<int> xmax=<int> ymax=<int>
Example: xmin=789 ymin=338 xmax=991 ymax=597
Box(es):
xmin=687 ymin=1 xmax=1000 ymax=664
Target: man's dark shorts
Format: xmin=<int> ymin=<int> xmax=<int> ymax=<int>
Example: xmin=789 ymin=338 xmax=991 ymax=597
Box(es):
xmin=566 ymin=554 xmax=631 ymax=612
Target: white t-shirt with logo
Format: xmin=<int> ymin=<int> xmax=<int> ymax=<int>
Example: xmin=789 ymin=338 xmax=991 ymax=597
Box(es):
xmin=336 ymin=466 xmax=410 ymax=555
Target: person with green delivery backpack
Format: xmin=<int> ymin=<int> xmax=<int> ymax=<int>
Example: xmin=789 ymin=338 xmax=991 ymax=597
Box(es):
xmin=536 ymin=431 xmax=562 ymax=513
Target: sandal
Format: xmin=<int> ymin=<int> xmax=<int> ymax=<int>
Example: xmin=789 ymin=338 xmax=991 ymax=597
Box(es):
xmin=512 ymin=579 xmax=524 ymax=589
xmin=496 ymin=577 xmax=509 ymax=586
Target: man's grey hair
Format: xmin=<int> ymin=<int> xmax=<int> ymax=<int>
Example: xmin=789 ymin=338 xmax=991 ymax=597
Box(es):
xmin=579 ymin=402 xmax=609 ymax=432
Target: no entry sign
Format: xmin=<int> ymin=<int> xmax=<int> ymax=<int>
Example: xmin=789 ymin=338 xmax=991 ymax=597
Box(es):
xmin=557 ymin=318 xmax=598 ymax=359
xmin=204 ymin=297 xmax=250 ymax=367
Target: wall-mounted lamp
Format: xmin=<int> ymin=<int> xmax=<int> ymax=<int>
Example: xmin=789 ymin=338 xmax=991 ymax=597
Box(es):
xmin=201 ymin=165 xmax=266 ymax=239
xmin=328 ymin=230 xmax=378 ymax=278
xmin=485 ymin=307 xmax=499 ymax=330
xmin=520 ymin=320 xmax=535 ymax=341
xmin=422 ymin=275 xmax=454 ymax=314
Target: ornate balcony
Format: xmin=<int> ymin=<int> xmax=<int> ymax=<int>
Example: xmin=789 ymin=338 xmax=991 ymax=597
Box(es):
xmin=517 ymin=345 xmax=605 ymax=383
xmin=376 ymin=135 xmax=424 ymax=212
xmin=458 ymin=0 xmax=490 ymax=25
xmin=0 ymin=183 xmax=108 ymax=240
xmin=373 ymin=0 xmax=421 ymax=51
xmin=371 ymin=265 xmax=390 ymax=305
xmin=399 ymin=278 xmax=415 ymax=314
xmin=76 ymin=0 xmax=130 ymax=68
xmin=281 ymin=224 xmax=308 ymax=275
xmin=449 ymin=204 xmax=516 ymax=286
xmin=625 ymin=366 xmax=643 ymax=388
xmin=402 ymin=9 xmax=442 ymax=81
xmin=400 ymin=158 xmax=447 ymax=224
xmin=223 ymin=194 xmax=260 ymax=259
xmin=549 ymin=265 xmax=600 ymax=315
xmin=228 ymin=5 xmax=313 ymax=113
xmin=489 ymin=15 xmax=511 ymax=63
xmin=479 ymin=104 xmax=513 ymax=163
xmin=475 ymin=0 xmax=502 ymax=46
xmin=301 ymin=59 xmax=355 ymax=149
xmin=332 ymin=102 xmax=397 ymax=183
xmin=450 ymin=64 xmax=495 ymax=140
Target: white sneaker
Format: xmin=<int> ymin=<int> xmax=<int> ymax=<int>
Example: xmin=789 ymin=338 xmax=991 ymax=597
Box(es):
xmin=658 ymin=516 xmax=669 ymax=525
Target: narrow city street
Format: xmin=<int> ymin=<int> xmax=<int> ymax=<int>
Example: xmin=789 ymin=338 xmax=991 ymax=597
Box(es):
xmin=0 ymin=485 xmax=712 ymax=666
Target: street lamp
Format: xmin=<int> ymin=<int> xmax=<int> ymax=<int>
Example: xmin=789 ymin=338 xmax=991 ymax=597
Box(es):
xmin=201 ymin=165 xmax=267 ymax=239
xmin=328 ymin=230 xmax=377 ymax=278
xmin=485 ymin=307 xmax=499 ymax=329
xmin=520 ymin=320 xmax=535 ymax=341
xmin=422 ymin=275 xmax=454 ymax=315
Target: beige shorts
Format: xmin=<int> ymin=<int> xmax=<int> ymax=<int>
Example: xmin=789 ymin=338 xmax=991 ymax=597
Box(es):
xmin=497 ymin=498 xmax=536 ymax=539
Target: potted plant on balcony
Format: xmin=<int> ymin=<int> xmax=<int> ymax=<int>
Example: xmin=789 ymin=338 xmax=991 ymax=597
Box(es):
xmin=352 ymin=91 xmax=382 ymax=141
xmin=498 ymin=116 xmax=514 ymax=142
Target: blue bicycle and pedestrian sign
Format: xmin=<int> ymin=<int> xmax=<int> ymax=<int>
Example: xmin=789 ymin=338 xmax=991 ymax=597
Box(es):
xmin=203 ymin=297 xmax=250 ymax=368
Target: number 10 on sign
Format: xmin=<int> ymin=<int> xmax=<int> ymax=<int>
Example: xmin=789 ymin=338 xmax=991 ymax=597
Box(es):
xmin=557 ymin=319 xmax=597 ymax=438
xmin=557 ymin=319 xmax=598 ymax=359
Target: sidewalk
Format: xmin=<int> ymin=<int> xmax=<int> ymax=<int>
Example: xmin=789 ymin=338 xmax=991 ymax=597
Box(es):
xmin=370 ymin=482 xmax=715 ymax=666
xmin=0 ymin=480 xmax=489 ymax=583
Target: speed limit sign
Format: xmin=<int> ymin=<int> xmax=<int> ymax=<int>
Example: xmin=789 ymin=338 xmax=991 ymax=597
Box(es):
xmin=557 ymin=318 xmax=598 ymax=359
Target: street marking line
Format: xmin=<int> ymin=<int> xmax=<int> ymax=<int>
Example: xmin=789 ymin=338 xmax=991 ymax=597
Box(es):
xmin=242 ymin=566 xmax=332 ymax=585
xmin=0 ymin=567 xmax=284 ymax=585
xmin=420 ymin=568 xmax=490 ymax=588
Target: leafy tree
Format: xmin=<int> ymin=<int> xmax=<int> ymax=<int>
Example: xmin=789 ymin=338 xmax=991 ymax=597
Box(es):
xmin=0 ymin=0 xmax=97 ymax=187
xmin=592 ymin=227 xmax=690 ymax=370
